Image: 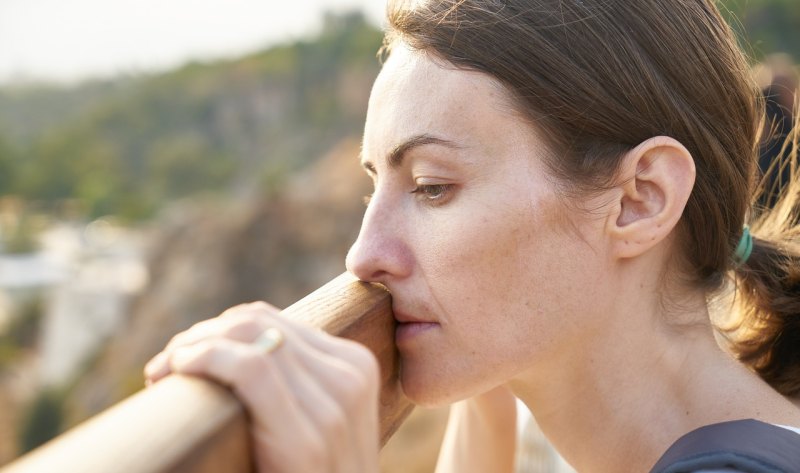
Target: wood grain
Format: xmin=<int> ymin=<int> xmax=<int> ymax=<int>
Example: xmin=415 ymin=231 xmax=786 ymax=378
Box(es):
xmin=1 ymin=272 xmax=413 ymax=473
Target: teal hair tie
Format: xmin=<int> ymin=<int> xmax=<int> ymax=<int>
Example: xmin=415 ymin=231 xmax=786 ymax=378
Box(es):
xmin=734 ymin=225 xmax=753 ymax=266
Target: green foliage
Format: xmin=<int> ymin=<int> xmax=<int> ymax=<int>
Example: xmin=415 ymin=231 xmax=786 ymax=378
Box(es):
xmin=0 ymin=134 xmax=17 ymax=195
xmin=719 ymin=0 xmax=800 ymax=60
xmin=17 ymin=389 xmax=64 ymax=454
xmin=0 ymin=11 xmax=383 ymax=221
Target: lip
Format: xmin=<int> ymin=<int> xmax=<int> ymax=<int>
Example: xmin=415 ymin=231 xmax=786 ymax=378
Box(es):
xmin=392 ymin=308 xmax=436 ymax=324
xmin=392 ymin=306 xmax=441 ymax=345
xmin=395 ymin=321 xmax=439 ymax=345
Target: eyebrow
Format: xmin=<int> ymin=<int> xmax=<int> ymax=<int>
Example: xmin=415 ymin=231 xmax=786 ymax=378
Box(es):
xmin=361 ymin=134 xmax=463 ymax=172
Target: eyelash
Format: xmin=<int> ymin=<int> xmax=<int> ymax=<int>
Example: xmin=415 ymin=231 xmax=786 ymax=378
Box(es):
xmin=411 ymin=184 xmax=454 ymax=204
xmin=362 ymin=184 xmax=455 ymax=207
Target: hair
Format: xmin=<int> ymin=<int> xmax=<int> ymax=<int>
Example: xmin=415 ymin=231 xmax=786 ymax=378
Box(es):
xmin=380 ymin=0 xmax=800 ymax=396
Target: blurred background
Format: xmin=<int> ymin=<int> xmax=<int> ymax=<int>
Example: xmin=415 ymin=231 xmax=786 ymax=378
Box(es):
xmin=0 ymin=1 xmax=797 ymax=471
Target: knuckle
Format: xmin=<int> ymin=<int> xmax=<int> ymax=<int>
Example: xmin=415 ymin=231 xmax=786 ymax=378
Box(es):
xmin=220 ymin=302 xmax=280 ymax=327
xmin=225 ymin=308 xmax=260 ymax=324
xmin=247 ymin=301 xmax=277 ymax=312
xmin=188 ymin=340 xmax=216 ymax=360
xmin=337 ymin=367 xmax=374 ymax=409
xmin=302 ymin=431 xmax=328 ymax=471
xmin=220 ymin=303 xmax=251 ymax=318
xmin=239 ymin=301 xmax=280 ymax=318
xmin=317 ymin=404 xmax=347 ymax=437
xmin=221 ymin=317 xmax=262 ymax=339
xmin=349 ymin=344 xmax=381 ymax=382
xmin=166 ymin=319 xmax=211 ymax=348
xmin=169 ymin=344 xmax=209 ymax=373
xmin=233 ymin=350 xmax=267 ymax=381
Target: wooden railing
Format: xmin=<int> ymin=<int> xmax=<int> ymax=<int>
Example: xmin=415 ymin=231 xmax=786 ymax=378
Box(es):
xmin=0 ymin=272 xmax=414 ymax=473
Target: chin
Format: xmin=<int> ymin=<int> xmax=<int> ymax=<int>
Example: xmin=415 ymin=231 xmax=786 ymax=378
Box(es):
xmin=399 ymin=366 xmax=463 ymax=408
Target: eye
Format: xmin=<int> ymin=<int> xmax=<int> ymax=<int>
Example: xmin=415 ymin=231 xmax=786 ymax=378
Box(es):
xmin=410 ymin=184 xmax=455 ymax=205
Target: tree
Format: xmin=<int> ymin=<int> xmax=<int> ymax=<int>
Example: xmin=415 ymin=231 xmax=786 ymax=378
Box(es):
xmin=0 ymin=134 xmax=17 ymax=195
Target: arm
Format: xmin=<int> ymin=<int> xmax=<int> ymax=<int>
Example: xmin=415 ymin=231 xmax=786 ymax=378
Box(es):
xmin=434 ymin=386 xmax=518 ymax=473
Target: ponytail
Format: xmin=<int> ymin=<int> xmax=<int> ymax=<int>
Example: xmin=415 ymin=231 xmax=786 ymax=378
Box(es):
xmin=729 ymin=116 xmax=800 ymax=397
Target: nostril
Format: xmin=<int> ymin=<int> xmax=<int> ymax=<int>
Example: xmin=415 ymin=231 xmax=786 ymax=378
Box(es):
xmin=345 ymin=207 xmax=412 ymax=282
xmin=347 ymin=257 xmax=375 ymax=282
xmin=346 ymin=240 xmax=389 ymax=283
xmin=345 ymin=241 xmax=370 ymax=280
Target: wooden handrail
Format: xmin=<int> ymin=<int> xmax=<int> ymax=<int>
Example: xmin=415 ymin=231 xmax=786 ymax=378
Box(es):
xmin=1 ymin=272 xmax=414 ymax=473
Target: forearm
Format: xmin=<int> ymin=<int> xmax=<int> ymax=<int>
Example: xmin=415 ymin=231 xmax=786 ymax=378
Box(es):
xmin=434 ymin=387 xmax=518 ymax=473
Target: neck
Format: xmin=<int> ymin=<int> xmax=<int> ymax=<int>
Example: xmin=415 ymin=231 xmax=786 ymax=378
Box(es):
xmin=508 ymin=265 xmax=800 ymax=472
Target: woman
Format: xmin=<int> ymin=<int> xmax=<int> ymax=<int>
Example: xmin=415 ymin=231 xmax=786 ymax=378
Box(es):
xmin=144 ymin=1 xmax=800 ymax=471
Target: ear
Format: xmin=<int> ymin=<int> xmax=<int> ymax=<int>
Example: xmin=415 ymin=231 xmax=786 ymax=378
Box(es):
xmin=606 ymin=136 xmax=696 ymax=259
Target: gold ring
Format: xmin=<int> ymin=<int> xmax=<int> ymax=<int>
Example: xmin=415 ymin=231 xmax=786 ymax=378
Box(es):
xmin=253 ymin=327 xmax=285 ymax=354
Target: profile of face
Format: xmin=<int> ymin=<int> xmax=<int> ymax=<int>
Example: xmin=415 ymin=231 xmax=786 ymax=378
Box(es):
xmin=345 ymin=43 xmax=618 ymax=407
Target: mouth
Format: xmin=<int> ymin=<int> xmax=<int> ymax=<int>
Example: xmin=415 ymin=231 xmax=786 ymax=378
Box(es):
xmin=393 ymin=307 xmax=440 ymax=345
xmin=392 ymin=307 xmax=437 ymax=325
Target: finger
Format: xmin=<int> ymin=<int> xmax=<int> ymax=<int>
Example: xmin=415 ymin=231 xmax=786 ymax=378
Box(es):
xmin=292 ymin=353 xmax=374 ymax=473
xmin=220 ymin=300 xmax=282 ymax=317
xmin=143 ymin=351 xmax=171 ymax=384
xmin=309 ymin=352 xmax=380 ymax=469
xmin=261 ymin=313 xmax=380 ymax=376
xmin=243 ymin=336 xmax=371 ymax=473
xmin=145 ymin=301 xmax=377 ymax=390
xmin=165 ymin=301 xmax=368 ymax=368
xmin=167 ymin=338 xmax=335 ymax=471
xmin=145 ymin=302 xmax=283 ymax=384
xmin=244 ymin=349 xmax=348 ymax=473
xmin=144 ymin=320 xmax=236 ymax=386
xmin=165 ymin=301 xmax=279 ymax=351
xmin=242 ymin=318 xmax=380 ymax=411
xmin=272 ymin=333 xmax=379 ymax=472
xmin=250 ymin=316 xmax=381 ymax=424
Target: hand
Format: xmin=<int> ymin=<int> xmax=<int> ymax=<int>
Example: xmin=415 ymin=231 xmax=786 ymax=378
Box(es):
xmin=144 ymin=301 xmax=381 ymax=473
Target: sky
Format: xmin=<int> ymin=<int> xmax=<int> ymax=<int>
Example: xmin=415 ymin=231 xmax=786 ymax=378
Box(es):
xmin=0 ymin=0 xmax=386 ymax=85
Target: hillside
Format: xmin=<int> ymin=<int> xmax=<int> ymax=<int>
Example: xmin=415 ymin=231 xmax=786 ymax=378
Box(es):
xmin=0 ymin=12 xmax=382 ymax=221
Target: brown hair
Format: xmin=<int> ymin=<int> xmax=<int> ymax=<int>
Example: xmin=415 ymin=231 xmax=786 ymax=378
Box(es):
xmin=381 ymin=0 xmax=800 ymax=396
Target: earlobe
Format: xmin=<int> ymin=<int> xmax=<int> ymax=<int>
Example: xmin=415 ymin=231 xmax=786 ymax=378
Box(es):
xmin=607 ymin=137 xmax=696 ymax=259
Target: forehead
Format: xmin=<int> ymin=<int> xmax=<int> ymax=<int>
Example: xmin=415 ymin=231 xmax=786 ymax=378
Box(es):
xmin=363 ymin=43 xmax=522 ymax=160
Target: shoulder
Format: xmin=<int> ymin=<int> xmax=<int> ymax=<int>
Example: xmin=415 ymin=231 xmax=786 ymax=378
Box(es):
xmin=650 ymin=419 xmax=800 ymax=473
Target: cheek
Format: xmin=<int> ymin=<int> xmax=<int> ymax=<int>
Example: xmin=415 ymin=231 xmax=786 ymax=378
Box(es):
xmin=400 ymin=183 xmax=607 ymax=405
xmin=400 ymin=200 xmax=559 ymax=404
xmin=419 ymin=192 xmax=600 ymax=353
xmin=421 ymin=195 xmax=559 ymax=332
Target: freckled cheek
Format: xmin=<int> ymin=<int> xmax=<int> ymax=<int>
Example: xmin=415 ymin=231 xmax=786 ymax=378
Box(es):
xmin=418 ymin=206 xmax=544 ymax=320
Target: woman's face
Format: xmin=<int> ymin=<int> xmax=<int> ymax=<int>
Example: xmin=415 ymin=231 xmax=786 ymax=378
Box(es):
xmin=346 ymin=43 xmax=612 ymax=406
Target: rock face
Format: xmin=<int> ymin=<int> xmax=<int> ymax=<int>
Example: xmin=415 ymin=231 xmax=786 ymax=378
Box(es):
xmin=39 ymin=223 xmax=148 ymax=387
xmin=62 ymin=137 xmax=371 ymax=422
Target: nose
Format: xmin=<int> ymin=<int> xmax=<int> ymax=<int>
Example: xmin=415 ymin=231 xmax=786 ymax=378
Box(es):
xmin=345 ymin=194 xmax=412 ymax=283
